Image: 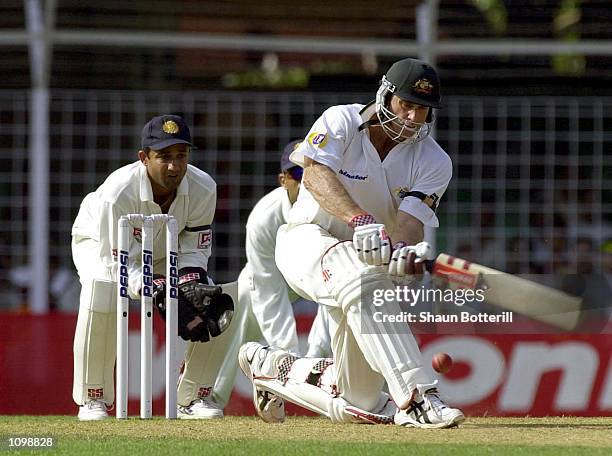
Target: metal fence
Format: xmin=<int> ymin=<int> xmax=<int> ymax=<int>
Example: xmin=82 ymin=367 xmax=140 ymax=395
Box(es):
xmin=1 ymin=90 xmax=610 ymax=311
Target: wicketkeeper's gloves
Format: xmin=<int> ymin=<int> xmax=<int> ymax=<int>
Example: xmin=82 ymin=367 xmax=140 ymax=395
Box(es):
xmin=153 ymin=267 xmax=234 ymax=343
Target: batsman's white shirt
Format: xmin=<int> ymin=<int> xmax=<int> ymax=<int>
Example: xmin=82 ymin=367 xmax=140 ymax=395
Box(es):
xmin=289 ymin=103 xmax=452 ymax=241
xmin=243 ymin=186 xmax=299 ymax=352
xmin=72 ymin=161 xmax=216 ymax=297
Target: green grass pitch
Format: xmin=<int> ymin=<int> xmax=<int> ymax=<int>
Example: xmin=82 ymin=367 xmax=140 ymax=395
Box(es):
xmin=1 ymin=416 xmax=612 ymax=455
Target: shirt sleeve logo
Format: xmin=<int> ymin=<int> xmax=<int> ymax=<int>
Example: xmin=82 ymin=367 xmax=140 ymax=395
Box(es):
xmin=198 ymin=229 xmax=212 ymax=249
xmin=308 ymin=132 xmax=328 ymax=147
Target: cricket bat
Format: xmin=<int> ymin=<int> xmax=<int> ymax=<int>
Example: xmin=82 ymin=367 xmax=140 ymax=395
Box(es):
xmin=425 ymin=254 xmax=582 ymax=330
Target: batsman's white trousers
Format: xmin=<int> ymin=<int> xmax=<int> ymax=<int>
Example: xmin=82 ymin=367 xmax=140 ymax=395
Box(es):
xmin=275 ymin=223 xmax=429 ymax=412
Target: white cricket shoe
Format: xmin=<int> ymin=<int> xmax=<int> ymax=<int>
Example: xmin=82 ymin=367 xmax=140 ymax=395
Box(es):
xmin=77 ymin=400 xmax=108 ymax=421
xmin=394 ymin=381 xmax=465 ymax=429
xmin=238 ymin=342 xmax=286 ymax=423
xmin=178 ymin=398 xmax=224 ymax=419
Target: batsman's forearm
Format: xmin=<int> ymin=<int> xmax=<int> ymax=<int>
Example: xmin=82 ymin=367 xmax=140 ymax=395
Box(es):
xmin=389 ymin=210 xmax=424 ymax=246
xmin=303 ymin=162 xmax=363 ymax=224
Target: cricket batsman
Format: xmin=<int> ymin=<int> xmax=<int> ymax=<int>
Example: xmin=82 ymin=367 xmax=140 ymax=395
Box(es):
xmin=72 ymin=114 xmax=233 ymax=420
xmin=239 ymin=58 xmax=465 ymax=428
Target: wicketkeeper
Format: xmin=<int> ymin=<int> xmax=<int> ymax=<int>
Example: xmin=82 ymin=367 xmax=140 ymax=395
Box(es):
xmin=72 ymin=114 xmax=233 ymax=420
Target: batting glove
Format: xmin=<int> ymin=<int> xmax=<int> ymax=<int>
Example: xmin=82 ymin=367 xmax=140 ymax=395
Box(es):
xmin=388 ymin=241 xmax=432 ymax=277
xmin=352 ymin=221 xmax=392 ymax=266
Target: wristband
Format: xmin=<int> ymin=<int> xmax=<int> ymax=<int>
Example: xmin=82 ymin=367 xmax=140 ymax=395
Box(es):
xmin=349 ymin=213 xmax=376 ymax=229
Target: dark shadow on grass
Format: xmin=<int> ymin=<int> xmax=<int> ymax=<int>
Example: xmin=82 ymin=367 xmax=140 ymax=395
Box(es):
xmin=463 ymin=423 xmax=612 ymax=429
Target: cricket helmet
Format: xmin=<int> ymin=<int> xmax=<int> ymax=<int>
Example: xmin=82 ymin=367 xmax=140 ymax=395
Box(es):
xmin=375 ymin=58 xmax=441 ymax=144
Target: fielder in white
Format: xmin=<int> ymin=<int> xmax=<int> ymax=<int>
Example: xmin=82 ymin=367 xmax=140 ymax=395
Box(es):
xmin=239 ymin=58 xmax=465 ymax=428
xmin=72 ymin=114 xmax=233 ymax=421
xmin=211 ymin=141 xmax=332 ymax=407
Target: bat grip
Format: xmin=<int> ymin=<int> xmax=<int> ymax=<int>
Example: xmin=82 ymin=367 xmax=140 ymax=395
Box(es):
xmin=424 ymin=259 xmax=435 ymax=273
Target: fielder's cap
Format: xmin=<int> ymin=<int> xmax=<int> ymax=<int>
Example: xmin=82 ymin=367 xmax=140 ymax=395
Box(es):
xmin=384 ymin=58 xmax=442 ymax=109
xmin=141 ymin=114 xmax=194 ymax=150
xmin=280 ymin=139 xmax=303 ymax=171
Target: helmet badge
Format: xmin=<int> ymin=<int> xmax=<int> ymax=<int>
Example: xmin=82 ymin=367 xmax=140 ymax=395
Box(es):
xmin=413 ymin=79 xmax=433 ymax=95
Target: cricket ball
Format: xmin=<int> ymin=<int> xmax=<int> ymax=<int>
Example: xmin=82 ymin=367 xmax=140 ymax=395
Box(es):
xmin=432 ymin=352 xmax=453 ymax=374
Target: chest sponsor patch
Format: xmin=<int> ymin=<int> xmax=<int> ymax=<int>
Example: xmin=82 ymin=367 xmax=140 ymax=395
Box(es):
xmin=339 ymin=169 xmax=368 ymax=180
xmin=198 ymin=229 xmax=213 ymax=249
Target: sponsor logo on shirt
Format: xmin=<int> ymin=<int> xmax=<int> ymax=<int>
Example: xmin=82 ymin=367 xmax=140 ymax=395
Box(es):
xmin=307 ymin=132 xmax=328 ymax=147
xmin=339 ymin=169 xmax=368 ymax=180
xmin=198 ymin=229 xmax=212 ymax=249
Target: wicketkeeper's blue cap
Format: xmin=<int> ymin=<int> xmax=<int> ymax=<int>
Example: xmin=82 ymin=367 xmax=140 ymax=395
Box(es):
xmin=141 ymin=114 xmax=194 ymax=150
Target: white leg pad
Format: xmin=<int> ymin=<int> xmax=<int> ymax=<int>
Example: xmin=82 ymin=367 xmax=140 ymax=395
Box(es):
xmin=177 ymin=342 xmax=215 ymax=406
xmin=253 ymin=354 xmax=334 ymax=418
xmin=321 ymin=242 xmax=430 ymax=409
xmin=252 ymin=351 xmax=390 ymax=424
xmin=72 ymin=278 xmax=117 ymax=406
xmin=178 ymin=281 xmax=242 ymax=407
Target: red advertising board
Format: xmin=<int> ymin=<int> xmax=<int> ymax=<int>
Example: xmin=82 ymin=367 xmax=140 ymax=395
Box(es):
xmin=1 ymin=312 xmax=611 ymax=416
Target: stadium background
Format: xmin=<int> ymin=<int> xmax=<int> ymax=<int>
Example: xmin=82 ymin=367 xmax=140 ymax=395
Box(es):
xmin=0 ymin=1 xmax=610 ymax=417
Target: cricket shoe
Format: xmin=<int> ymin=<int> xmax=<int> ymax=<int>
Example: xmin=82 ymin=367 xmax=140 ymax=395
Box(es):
xmin=345 ymin=397 xmax=398 ymax=425
xmin=178 ymin=398 xmax=224 ymax=419
xmin=77 ymin=400 xmax=108 ymax=421
xmin=394 ymin=381 xmax=465 ymax=429
xmin=238 ymin=342 xmax=287 ymax=423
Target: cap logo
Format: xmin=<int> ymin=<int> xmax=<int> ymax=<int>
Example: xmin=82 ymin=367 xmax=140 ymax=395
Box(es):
xmin=162 ymin=120 xmax=179 ymax=134
xmin=413 ymin=78 xmax=433 ymax=95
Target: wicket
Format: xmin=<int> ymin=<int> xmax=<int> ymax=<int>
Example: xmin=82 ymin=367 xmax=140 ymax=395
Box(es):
xmin=116 ymin=214 xmax=179 ymax=419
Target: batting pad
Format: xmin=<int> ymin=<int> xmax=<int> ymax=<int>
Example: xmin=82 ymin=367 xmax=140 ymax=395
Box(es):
xmin=321 ymin=241 xmax=430 ymax=409
xmin=253 ymin=356 xmax=385 ymax=424
xmin=177 ymin=281 xmax=240 ymax=407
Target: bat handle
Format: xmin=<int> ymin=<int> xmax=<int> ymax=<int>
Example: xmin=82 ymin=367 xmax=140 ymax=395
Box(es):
xmin=424 ymin=259 xmax=435 ymax=273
